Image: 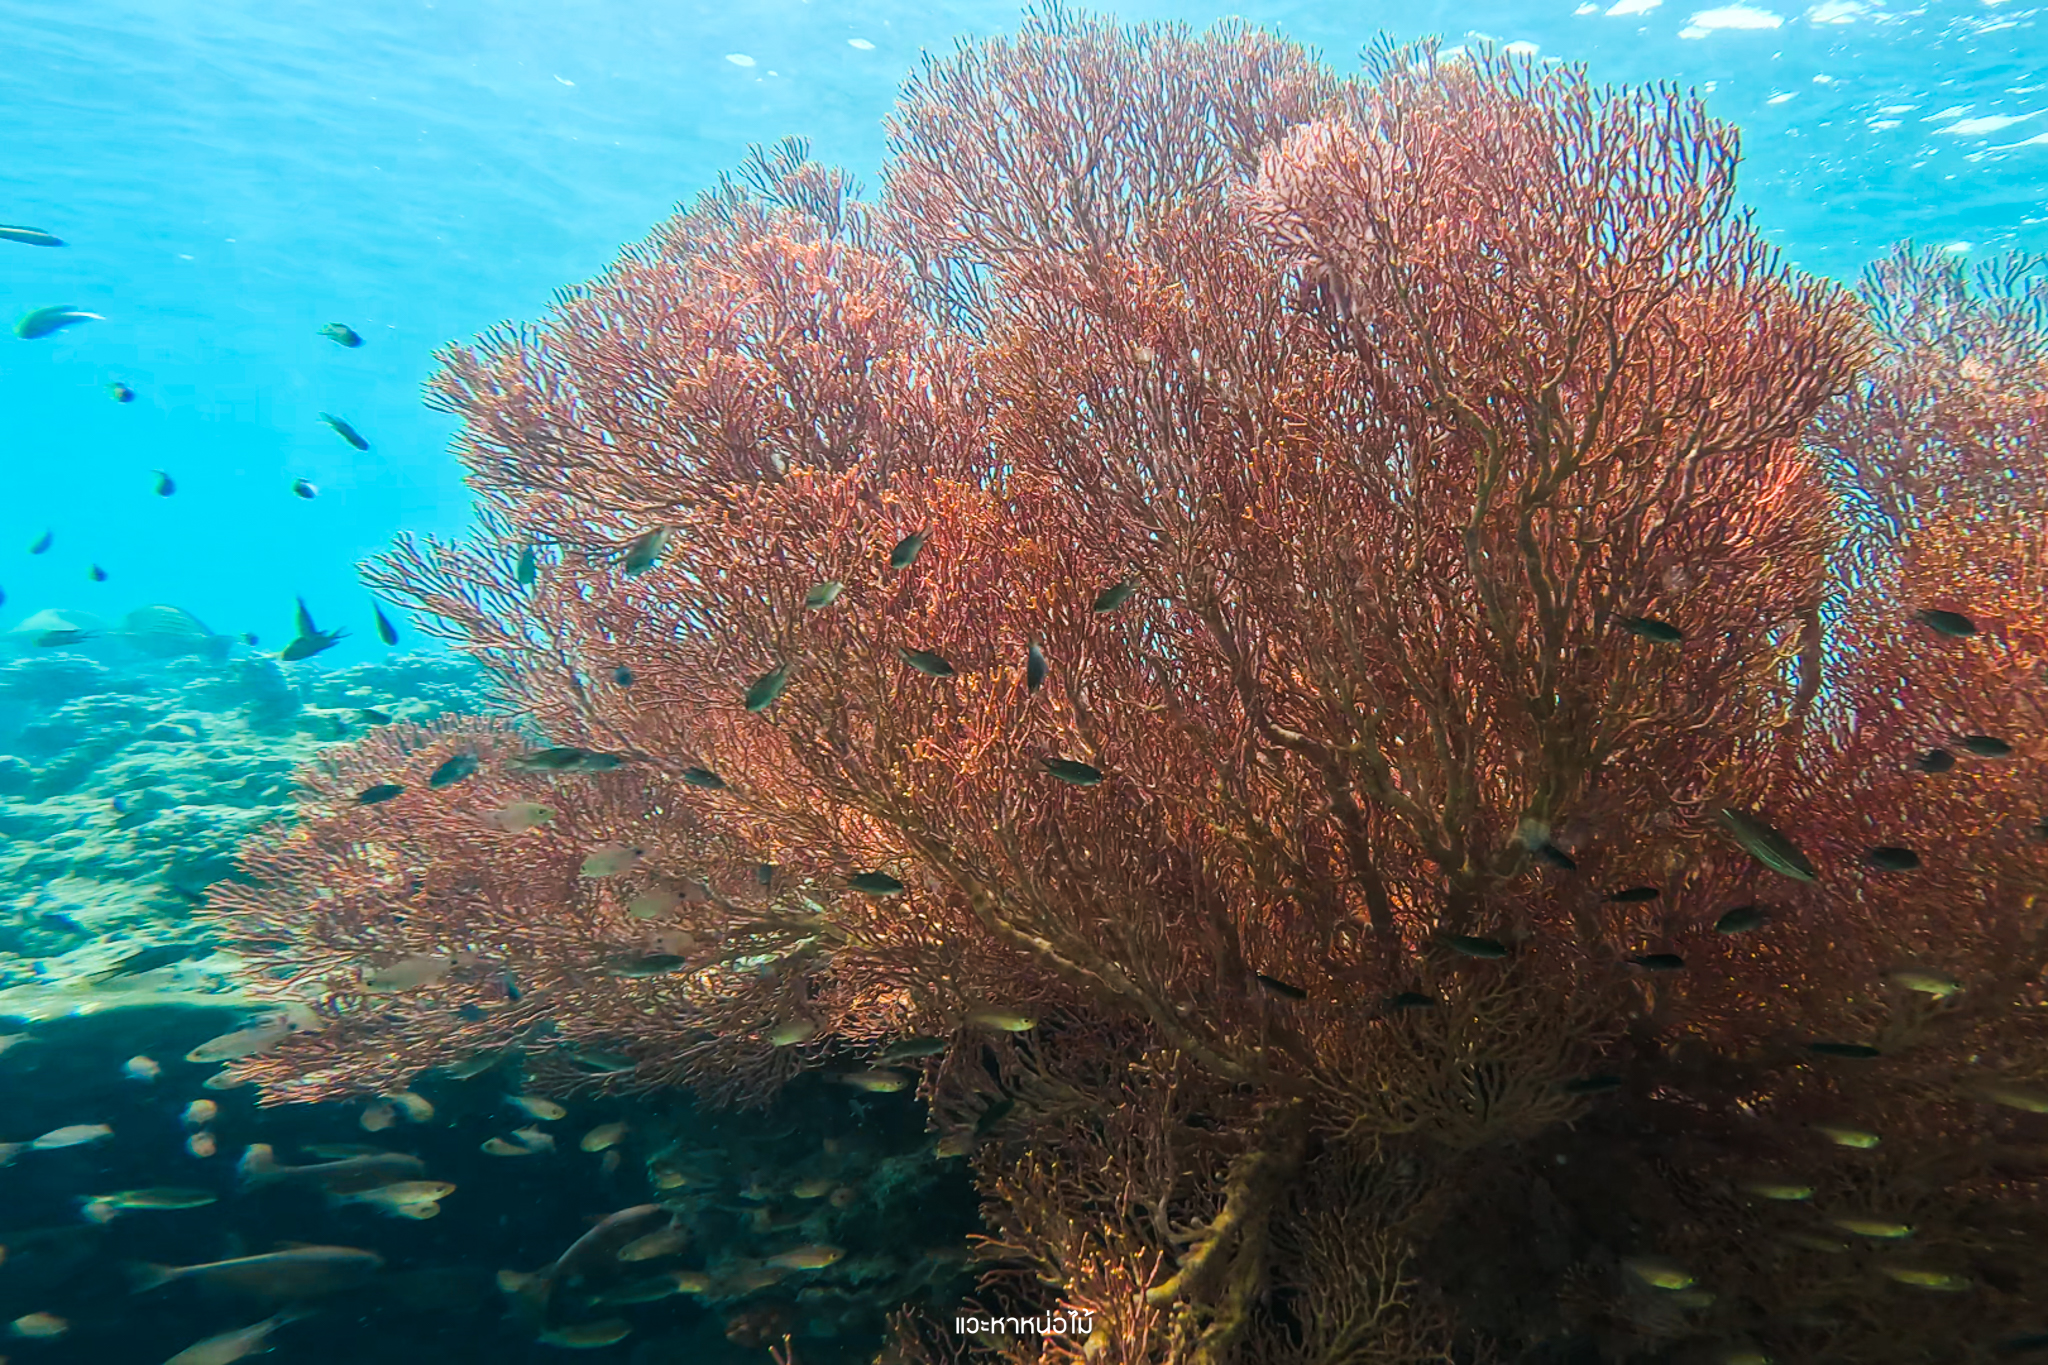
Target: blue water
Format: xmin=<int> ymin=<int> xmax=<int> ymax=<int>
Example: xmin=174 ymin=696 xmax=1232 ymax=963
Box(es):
xmin=0 ymin=0 xmax=2041 ymax=660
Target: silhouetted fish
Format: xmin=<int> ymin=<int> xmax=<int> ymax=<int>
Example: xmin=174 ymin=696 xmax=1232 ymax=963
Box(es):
xmin=319 ymin=323 xmax=363 ymax=348
xmin=318 ymin=413 xmax=368 ymax=450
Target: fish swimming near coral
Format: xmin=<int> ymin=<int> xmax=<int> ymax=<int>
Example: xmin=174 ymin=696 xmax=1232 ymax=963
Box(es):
xmin=318 ymin=413 xmax=369 ymax=450
xmin=116 ymin=605 xmax=235 ymax=662
xmin=889 ymin=530 xmax=927 ymax=568
xmin=745 ymin=662 xmax=791 ymax=713
xmin=899 ymin=647 xmax=955 ymax=677
xmin=237 ymin=1143 xmax=426 ymax=1194
xmin=373 ymin=604 xmax=399 ymax=645
xmin=1715 ymin=807 xmax=1818 ymax=883
xmin=1026 ymin=641 xmax=1047 ymax=692
xmin=620 ymin=527 xmax=668 ymax=575
xmin=280 ymin=597 xmax=348 ymax=661
xmin=130 ymin=1244 xmax=384 ymax=1298
xmin=500 ymin=1203 xmax=667 ymax=1328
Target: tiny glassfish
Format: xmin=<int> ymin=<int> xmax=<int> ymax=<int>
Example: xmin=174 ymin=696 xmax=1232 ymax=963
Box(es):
xmin=10 ymin=1312 xmax=68 ymax=1338
xmin=837 ymin=1069 xmax=912 ymax=1092
xmin=506 ymin=1095 xmax=567 ymax=1121
xmin=1877 ymin=1265 xmax=1970 ymax=1291
xmin=318 ymin=412 xmax=369 ymax=450
xmin=1813 ymin=1123 xmax=1880 ymax=1148
xmin=579 ymin=1122 xmax=629 ymax=1152
xmin=966 ymin=1008 xmax=1036 ymax=1032
xmin=538 ymin=1320 xmax=632 ymax=1348
xmin=768 ymin=1020 xmax=818 ymax=1046
xmin=580 ymin=843 xmax=643 ymax=878
xmin=479 ymin=800 xmax=553 ymax=833
xmin=163 ymin=1308 xmax=310 ymax=1365
xmin=766 ymin=1244 xmax=844 ymax=1271
xmin=1622 ymin=1256 xmax=1694 ymax=1290
xmin=1887 ymin=969 xmax=1961 ymax=998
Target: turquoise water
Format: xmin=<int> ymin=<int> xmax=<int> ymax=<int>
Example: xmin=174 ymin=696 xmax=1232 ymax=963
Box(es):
xmin=0 ymin=0 xmax=2040 ymax=660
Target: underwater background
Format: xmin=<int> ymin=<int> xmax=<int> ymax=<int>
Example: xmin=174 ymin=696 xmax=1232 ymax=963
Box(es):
xmin=0 ymin=0 xmax=2044 ymax=1363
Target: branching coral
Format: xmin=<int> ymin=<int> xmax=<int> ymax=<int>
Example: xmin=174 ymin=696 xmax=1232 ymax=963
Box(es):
xmin=200 ymin=7 xmax=2048 ymax=1362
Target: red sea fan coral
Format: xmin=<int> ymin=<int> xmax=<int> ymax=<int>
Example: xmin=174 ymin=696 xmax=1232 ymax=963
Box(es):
xmin=202 ymin=9 xmax=2048 ymax=1362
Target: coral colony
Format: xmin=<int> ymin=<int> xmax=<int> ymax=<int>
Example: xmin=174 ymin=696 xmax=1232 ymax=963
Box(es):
xmin=200 ymin=7 xmax=2048 ymax=1363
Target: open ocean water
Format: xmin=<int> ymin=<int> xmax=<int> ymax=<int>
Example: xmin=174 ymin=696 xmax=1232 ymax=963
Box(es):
xmin=0 ymin=0 xmax=2043 ymax=1362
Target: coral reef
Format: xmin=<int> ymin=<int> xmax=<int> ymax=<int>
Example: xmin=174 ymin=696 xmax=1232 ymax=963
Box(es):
xmin=196 ymin=9 xmax=2048 ymax=1364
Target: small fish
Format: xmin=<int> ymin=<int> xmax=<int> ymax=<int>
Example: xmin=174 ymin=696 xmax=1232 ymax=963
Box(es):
xmin=123 ymin=1055 xmax=161 ymax=1082
xmin=0 ymin=225 xmax=64 ymax=247
xmin=1386 ymin=991 xmax=1437 ymax=1009
xmin=89 ymin=563 xmax=108 ymax=581
xmin=626 ymin=887 xmax=682 ymax=919
xmin=182 ymin=1100 xmax=218 ymax=1128
xmin=1606 ymin=886 xmax=1659 ymax=903
xmin=1865 ymin=846 xmax=1919 ymax=871
xmin=1255 ymin=973 xmax=1306 ymax=1000
xmin=475 ymin=799 xmax=551 ymax=834
xmin=16 ymin=304 xmax=103 ymax=339
xmin=32 ymin=1123 xmax=113 ymax=1149
xmin=966 ymin=1008 xmax=1037 ymax=1032
xmin=510 ymin=1126 xmax=556 ymax=1152
xmin=1622 ymin=1256 xmax=1694 ymax=1291
xmin=507 ymin=1095 xmax=567 ymax=1121
xmin=1716 ymin=808 xmax=1818 ymax=883
xmin=238 ymin=1143 xmax=425 ymax=1191
xmin=281 ymin=597 xmax=348 ymax=660
xmin=1831 ymin=1216 xmax=1912 ymax=1239
xmin=745 ymin=662 xmax=791 ymax=713
xmin=1026 ymin=641 xmax=1047 ymax=692
xmin=1737 ymin=1179 xmax=1814 ymax=1201
xmin=1914 ymin=608 xmax=1976 ymax=638
xmin=838 ymin=1069 xmax=912 ymax=1093
xmin=805 ymin=579 xmax=843 ymax=608
xmin=680 ymin=766 xmax=727 ymax=789
xmin=591 ymin=1275 xmax=684 ymax=1306
xmin=373 ymin=604 xmax=398 ymax=645
xmin=318 ymin=412 xmax=368 ymax=450
xmin=1957 ymin=734 xmax=2011 ymax=757
xmin=1534 ymin=842 xmax=1577 ymax=871
xmin=1810 ymin=1041 xmax=1882 ymax=1059
xmin=766 ymin=1244 xmax=844 ymax=1270
xmin=966 ymin=1099 xmax=1020 ymax=1142
xmin=1092 ymin=579 xmax=1138 ymax=613
xmin=1618 ymin=616 xmax=1684 ymax=644
xmin=847 ymin=871 xmax=906 ymax=896
xmin=319 ymin=323 xmax=364 ymax=348
xmin=1781 ymin=1232 xmax=1850 ymax=1254
xmin=563 ymin=1046 xmax=636 ymax=1073
xmin=579 ymin=843 xmax=643 ymax=878
xmin=538 ymin=1321 xmax=632 ymax=1348
xmin=1443 ymin=934 xmax=1508 ymax=959
xmin=84 ymin=1187 xmax=218 ymax=1211
xmin=617 ymin=1225 xmax=688 ymax=1261
xmin=165 ymin=1309 xmax=313 ymax=1365
xmin=889 ymin=530 xmax=927 ymax=568
xmin=1887 ymin=969 xmax=1961 ymax=998
xmin=620 ymin=527 xmax=669 ymax=575
xmin=428 ymin=754 xmax=480 ymax=788
xmin=10 ymin=1312 xmax=68 ymax=1339
xmin=291 ymin=477 xmax=319 ymax=498
xmin=1042 ymin=756 xmax=1104 ymax=786
xmin=30 ymin=529 xmax=52 ymax=554
xmin=1878 ymin=1265 xmax=1970 ymax=1291
xmin=1628 ymin=953 xmax=1685 ymax=971
xmin=1714 ymin=905 xmax=1768 ymax=934
xmin=362 ymin=954 xmax=454 ymax=993
xmin=1561 ymin=1074 xmax=1623 ymax=1094
xmin=877 ymin=1036 xmax=949 ymax=1062
xmin=131 ymin=1245 xmax=385 ymax=1297
xmin=188 ymin=1131 xmax=218 ymax=1158
xmin=613 ymin=665 xmax=633 ymax=686
xmin=606 ymin=954 xmax=688 ymax=978
xmin=580 ymin=1122 xmax=629 ymax=1151
xmin=152 ymin=468 xmax=174 ymax=495
xmin=1916 ymin=748 xmax=1955 ymax=772
xmin=768 ymin=1020 xmax=818 ymax=1046
xmin=1983 ymin=1084 xmax=2048 ymax=1114
xmin=1812 ymin=1122 xmax=1879 ymax=1148
xmin=356 ymin=782 xmax=405 ymax=804
xmin=113 ymin=382 xmax=137 ymax=403
xmin=899 ymin=646 xmax=956 ymax=677
xmin=514 ymin=542 xmax=538 ymax=585
xmin=505 ymin=745 xmax=591 ymax=772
